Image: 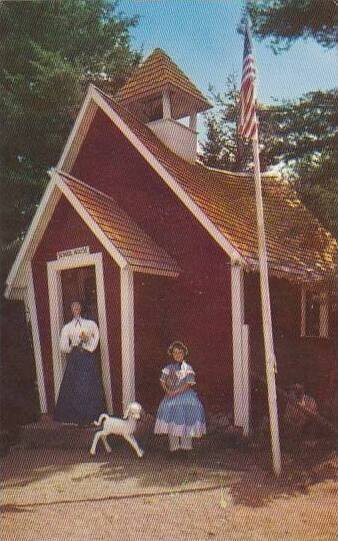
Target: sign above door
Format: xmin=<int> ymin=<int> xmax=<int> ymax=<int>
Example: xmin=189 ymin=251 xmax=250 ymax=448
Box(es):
xmin=57 ymin=246 xmax=90 ymax=260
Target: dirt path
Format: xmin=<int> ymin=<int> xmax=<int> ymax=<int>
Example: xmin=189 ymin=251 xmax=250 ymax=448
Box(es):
xmin=1 ymin=439 xmax=336 ymax=541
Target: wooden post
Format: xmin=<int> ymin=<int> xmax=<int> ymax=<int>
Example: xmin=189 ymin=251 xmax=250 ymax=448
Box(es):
xmin=26 ymin=263 xmax=48 ymax=413
xmin=163 ymin=89 xmax=172 ymax=119
xmin=231 ymin=262 xmax=244 ymax=428
xmin=319 ymin=291 xmax=329 ymax=338
xmin=189 ymin=112 xmax=197 ymax=131
xmin=252 ymin=137 xmax=282 ymax=477
xmin=241 ymin=323 xmax=250 ymax=436
xmin=301 ymin=285 xmax=306 ymax=337
xmin=120 ymin=267 xmax=135 ymax=413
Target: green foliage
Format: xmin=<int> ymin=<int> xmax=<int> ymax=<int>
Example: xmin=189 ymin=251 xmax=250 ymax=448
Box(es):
xmin=202 ymin=83 xmax=337 ymax=237
xmin=0 ymin=0 xmax=140 ymax=281
xmin=200 ymin=75 xmax=247 ymax=171
xmin=248 ymin=0 xmax=336 ymax=52
xmin=293 ymin=151 xmax=337 ymax=237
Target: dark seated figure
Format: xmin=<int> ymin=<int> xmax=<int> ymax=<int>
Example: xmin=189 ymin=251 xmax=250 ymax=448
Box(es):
xmin=282 ymin=383 xmax=318 ymax=440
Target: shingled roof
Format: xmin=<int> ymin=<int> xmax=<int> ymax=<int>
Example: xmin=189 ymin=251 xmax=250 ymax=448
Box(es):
xmin=58 ymin=172 xmax=180 ymax=276
xmin=97 ymin=87 xmax=337 ymax=283
xmin=115 ymin=48 xmax=211 ymax=116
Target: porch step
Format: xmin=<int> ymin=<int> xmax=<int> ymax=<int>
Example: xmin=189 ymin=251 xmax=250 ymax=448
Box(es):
xmin=15 ymin=413 xmax=156 ymax=451
xmin=17 ymin=419 xmax=96 ymax=450
xmin=15 ymin=414 xmax=245 ymax=451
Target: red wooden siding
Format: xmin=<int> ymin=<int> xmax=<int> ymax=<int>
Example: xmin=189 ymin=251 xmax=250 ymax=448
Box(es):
xmin=133 ymin=274 xmax=172 ymax=412
xmin=244 ymin=273 xmax=336 ymax=421
xmin=72 ymin=109 xmax=233 ymax=414
xmin=32 ymin=196 xmax=122 ymax=414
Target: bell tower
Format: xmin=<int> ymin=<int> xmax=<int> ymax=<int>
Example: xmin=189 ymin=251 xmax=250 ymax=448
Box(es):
xmin=116 ymin=49 xmax=212 ymax=162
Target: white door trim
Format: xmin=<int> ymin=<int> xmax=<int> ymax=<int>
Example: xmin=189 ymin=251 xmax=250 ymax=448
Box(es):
xmin=25 ymin=263 xmax=48 ymax=413
xmin=47 ymin=252 xmax=113 ymax=413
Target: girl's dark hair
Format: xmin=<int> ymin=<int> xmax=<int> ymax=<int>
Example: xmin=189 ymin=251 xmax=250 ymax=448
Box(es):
xmin=167 ymin=340 xmax=189 ymax=359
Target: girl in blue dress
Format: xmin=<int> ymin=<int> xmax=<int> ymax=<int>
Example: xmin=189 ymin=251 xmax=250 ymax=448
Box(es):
xmin=154 ymin=341 xmax=206 ymax=452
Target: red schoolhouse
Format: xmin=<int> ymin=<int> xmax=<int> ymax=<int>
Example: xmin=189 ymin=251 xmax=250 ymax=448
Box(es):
xmin=5 ymin=49 xmax=337 ymax=430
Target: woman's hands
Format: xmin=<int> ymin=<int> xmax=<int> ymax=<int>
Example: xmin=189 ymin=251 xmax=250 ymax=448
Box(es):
xmin=165 ymin=382 xmax=191 ymax=397
xmin=160 ymin=381 xmax=178 ymax=397
xmin=79 ymin=331 xmax=90 ymax=347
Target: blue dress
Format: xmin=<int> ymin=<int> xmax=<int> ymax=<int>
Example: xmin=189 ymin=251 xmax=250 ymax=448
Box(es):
xmin=154 ymin=362 xmax=206 ymax=437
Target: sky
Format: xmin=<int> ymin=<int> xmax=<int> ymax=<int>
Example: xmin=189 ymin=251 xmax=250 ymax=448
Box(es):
xmin=118 ymin=0 xmax=335 ymax=105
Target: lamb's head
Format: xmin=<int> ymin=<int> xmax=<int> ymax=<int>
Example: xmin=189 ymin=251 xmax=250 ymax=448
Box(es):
xmin=123 ymin=401 xmax=143 ymax=420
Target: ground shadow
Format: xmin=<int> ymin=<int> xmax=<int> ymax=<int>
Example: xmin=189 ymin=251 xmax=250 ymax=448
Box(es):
xmin=1 ymin=430 xmax=336 ymax=513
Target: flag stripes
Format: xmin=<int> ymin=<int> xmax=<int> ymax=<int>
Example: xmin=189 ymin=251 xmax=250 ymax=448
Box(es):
xmin=239 ymin=20 xmax=258 ymax=140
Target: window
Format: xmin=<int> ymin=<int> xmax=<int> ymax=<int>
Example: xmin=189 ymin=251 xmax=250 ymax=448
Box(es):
xmin=301 ymin=287 xmax=329 ymax=338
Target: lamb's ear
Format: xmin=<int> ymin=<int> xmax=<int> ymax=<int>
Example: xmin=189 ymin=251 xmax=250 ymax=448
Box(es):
xmin=123 ymin=405 xmax=131 ymax=419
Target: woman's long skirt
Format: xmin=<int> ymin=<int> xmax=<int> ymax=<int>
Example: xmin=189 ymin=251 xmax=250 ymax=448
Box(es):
xmin=154 ymin=389 xmax=206 ymax=438
xmin=54 ymin=347 xmax=106 ymax=424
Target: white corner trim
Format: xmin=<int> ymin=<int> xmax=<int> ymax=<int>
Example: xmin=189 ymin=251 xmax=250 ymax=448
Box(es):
xmin=47 ymin=260 xmax=65 ymax=403
xmin=26 ymin=263 xmax=48 ymax=413
xmin=120 ymin=267 xmax=135 ymax=413
xmin=54 ymin=173 xmax=128 ymax=269
xmin=94 ymin=254 xmax=114 ymax=414
xmin=231 ymin=262 xmax=245 ymax=429
xmin=47 ymin=252 xmax=113 ymax=413
xmin=60 ymin=87 xmax=244 ymax=266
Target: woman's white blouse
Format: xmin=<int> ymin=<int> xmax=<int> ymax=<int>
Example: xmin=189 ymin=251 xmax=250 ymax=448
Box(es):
xmin=59 ymin=318 xmax=100 ymax=353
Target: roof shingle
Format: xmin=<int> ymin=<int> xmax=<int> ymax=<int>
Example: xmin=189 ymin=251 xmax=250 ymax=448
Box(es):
xmin=115 ymin=48 xmax=211 ymax=115
xmin=58 ymin=171 xmax=180 ymax=276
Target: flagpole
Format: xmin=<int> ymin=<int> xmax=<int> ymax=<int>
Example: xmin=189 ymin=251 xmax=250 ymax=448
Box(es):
xmin=252 ymin=136 xmax=282 ymax=477
xmin=239 ymin=8 xmax=282 ymax=476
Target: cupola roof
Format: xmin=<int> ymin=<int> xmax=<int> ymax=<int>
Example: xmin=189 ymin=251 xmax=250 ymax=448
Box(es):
xmin=115 ymin=48 xmax=212 ymax=119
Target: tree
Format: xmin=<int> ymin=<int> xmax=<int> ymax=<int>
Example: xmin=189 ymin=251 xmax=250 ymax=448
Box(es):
xmin=202 ymin=85 xmax=337 ymax=237
xmin=201 ymin=74 xmax=296 ymax=173
xmin=245 ymin=0 xmax=337 ymax=237
xmin=247 ymin=0 xmax=336 ymax=52
xmin=0 ymin=0 xmax=141 ymax=282
xmin=201 ymin=75 xmax=247 ymax=171
xmin=293 ymin=151 xmax=337 ymax=238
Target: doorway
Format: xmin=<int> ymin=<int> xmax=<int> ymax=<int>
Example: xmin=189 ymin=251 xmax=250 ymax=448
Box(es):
xmin=47 ymin=252 xmax=113 ymax=413
xmin=61 ymin=266 xmax=98 ymax=323
xmin=60 ymin=265 xmax=103 ymax=380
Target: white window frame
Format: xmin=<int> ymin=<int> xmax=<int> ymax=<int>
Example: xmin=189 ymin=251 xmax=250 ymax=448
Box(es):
xmin=301 ymin=285 xmax=329 ymax=338
xmin=47 ymin=251 xmax=113 ymax=413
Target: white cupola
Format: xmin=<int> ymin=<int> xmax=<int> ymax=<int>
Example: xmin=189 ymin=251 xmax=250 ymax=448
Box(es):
xmin=115 ymin=49 xmax=212 ymax=162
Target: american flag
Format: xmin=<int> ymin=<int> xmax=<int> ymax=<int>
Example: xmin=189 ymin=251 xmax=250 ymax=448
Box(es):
xmin=239 ymin=19 xmax=258 ymax=140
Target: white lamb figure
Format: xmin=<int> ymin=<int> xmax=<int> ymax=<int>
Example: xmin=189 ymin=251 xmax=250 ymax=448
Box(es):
xmin=90 ymin=402 xmax=144 ymax=458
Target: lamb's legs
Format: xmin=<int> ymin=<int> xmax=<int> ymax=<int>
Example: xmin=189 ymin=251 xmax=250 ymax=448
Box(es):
xmin=124 ymin=434 xmax=144 ymax=457
xmin=90 ymin=431 xmax=102 ymax=455
xmin=102 ymin=435 xmax=112 ymax=453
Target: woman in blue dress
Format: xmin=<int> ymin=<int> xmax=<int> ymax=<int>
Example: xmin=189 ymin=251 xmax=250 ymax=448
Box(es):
xmin=154 ymin=341 xmax=206 ymax=451
xmin=54 ymin=301 xmax=105 ymax=426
